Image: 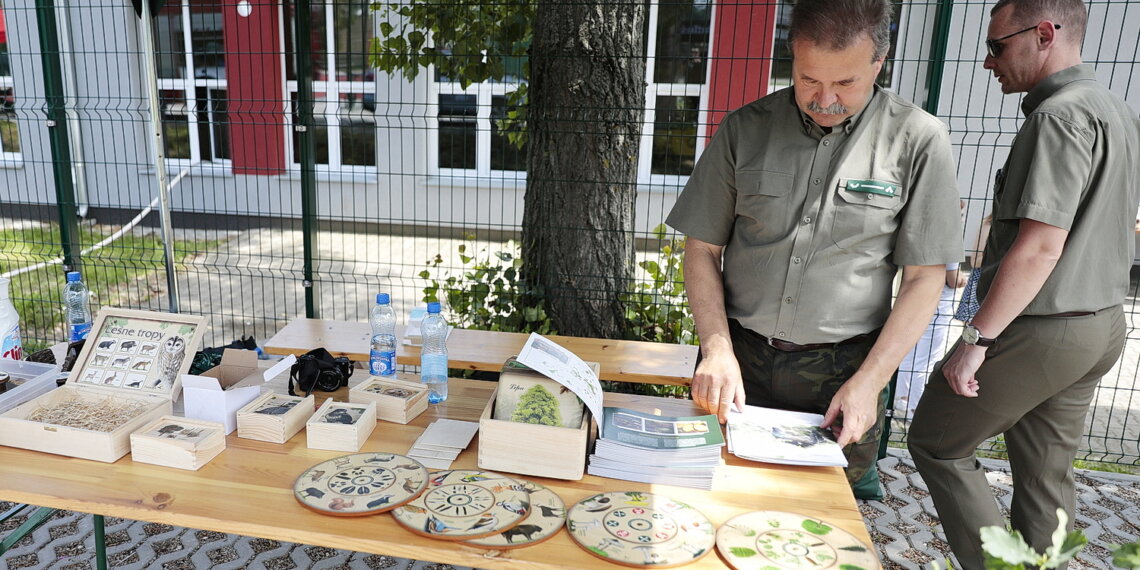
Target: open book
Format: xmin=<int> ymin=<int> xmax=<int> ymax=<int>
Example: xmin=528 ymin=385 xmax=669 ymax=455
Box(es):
xmin=726 ymin=405 xmax=847 ymax=467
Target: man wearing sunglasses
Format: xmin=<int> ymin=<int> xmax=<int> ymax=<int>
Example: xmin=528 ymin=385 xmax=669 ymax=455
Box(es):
xmin=667 ymin=0 xmax=962 ymax=500
xmin=910 ymin=0 xmax=1140 ymax=567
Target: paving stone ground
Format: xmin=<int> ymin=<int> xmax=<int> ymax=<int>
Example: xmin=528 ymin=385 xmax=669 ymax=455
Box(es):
xmin=4 ymin=448 xmax=1139 ymax=569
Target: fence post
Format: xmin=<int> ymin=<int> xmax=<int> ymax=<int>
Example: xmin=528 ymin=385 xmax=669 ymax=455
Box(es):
xmin=293 ymin=0 xmax=319 ymax=319
xmin=923 ymin=0 xmax=955 ymax=115
xmin=33 ymin=0 xmax=80 ymax=273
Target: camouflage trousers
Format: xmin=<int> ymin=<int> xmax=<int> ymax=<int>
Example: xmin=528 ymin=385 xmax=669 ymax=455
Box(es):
xmin=726 ymin=319 xmax=888 ymax=489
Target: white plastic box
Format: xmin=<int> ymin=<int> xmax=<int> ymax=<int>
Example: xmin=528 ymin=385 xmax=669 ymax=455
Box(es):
xmin=0 ymin=360 xmax=60 ymax=415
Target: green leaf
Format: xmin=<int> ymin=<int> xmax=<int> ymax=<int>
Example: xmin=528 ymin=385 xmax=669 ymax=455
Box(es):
xmin=801 ymin=519 xmax=832 ymax=535
xmin=728 ymin=547 xmax=757 ymax=558
xmin=1111 ymin=542 xmax=1140 ymax=569
xmin=981 ymin=526 xmax=1040 ymax=567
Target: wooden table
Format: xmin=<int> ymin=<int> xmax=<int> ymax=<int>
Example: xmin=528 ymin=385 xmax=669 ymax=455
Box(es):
xmin=263 ymin=318 xmax=698 ymax=386
xmin=0 ymin=376 xmax=873 ymax=569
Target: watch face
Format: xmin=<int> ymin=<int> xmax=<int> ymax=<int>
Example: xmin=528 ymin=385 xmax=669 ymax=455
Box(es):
xmin=963 ymin=326 xmax=980 ymax=344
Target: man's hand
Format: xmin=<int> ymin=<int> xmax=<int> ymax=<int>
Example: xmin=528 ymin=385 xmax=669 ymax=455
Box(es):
xmin=948 ymin=268 xmax=969 ymax=288
xmin=821 ymin=372 xmax=883 ymax=446
xmin=940 ymin=343 xmax=986 ymax=397
xmin=691 ymin=349 xmax=746 ymax=424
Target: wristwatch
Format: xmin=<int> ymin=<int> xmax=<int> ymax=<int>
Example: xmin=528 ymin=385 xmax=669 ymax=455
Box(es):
xmin=962 ymin=323 xmax=997 ymax=347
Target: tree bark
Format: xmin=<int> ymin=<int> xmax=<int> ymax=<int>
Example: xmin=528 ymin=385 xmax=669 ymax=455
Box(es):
xmin=523 ymin=0 xmax=646 ymax=339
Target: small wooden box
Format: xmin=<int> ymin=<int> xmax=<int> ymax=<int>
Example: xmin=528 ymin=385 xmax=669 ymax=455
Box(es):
xmin=478 ymin=385 xmax=596 ymax=480
xmin=0 ymin=308 xmax=205 ymax=463
xmin=236 ymin=392 xmax=314 ymax=443
xmin=306 ymin=399 xmax=376 ymax=452
xmin=348 ymin=376 xmax=427 ymax=424
xmin=130 ymin=415 xmax=226 ymax=470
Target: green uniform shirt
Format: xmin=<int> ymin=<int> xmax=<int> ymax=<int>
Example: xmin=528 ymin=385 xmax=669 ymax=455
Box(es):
xmin=667 ymin=86 xmax=962 ymax=344
xmin=979 ymin=65 xmax=1140 ymax=314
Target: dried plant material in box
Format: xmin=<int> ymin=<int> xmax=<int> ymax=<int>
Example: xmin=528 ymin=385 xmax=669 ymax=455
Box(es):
xmin=306 ymin=399 xmax=376 ymax=452
xmin=349 ymin=376 xmax=427 ymax=424
xmin=236 ymin=392 xmax=314 ymax=443
xmin=130 ymin=415 xmax=226 ymax=470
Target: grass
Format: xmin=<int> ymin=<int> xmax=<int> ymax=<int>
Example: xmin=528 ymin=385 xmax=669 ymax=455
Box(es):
xmin=0 ymin=116 xmax=19 ymax=153
xmin=1 ymin=222 xmax=220 ymax=350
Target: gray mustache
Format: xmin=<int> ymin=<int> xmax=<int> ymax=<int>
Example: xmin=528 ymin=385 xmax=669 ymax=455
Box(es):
xmin=807 ymin=100 xmax=849 ymax=115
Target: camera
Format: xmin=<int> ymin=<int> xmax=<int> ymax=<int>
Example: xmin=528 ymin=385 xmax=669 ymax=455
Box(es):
xmin=289 ymin=348 xmax=353 ymax=396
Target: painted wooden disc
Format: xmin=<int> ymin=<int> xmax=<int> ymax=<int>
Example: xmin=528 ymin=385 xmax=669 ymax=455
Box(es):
xmin=716 ymin=511 xmax=880 ymax=570
xmin=566 ymin=491 xmax=715 ymax=568
xmin=463 ymin=480 xmax=565 ymax=549
xmin=293 ymin=452 xmax=428 ymax=516
xmin=390 ymin=469 xmax=531 ymax=541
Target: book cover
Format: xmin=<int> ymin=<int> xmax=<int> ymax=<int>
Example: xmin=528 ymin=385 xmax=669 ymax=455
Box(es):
xmin=600 ymin=407 xmax=724 ymax=450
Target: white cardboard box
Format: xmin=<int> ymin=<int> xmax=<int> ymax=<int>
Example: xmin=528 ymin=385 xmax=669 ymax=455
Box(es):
xmin=182 ymin=350 xmax=295 ymax=435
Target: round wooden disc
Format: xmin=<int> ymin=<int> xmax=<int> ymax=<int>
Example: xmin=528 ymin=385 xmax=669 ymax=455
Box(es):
xmin=716 ymin=511 xmax=880 ymax=570
xmin=566 ymin=491 xmax=715 ymax=568
xmin=293 ymin=453 xmax=428 ymax=516
xmin=463 ymin=480 xmax=565 ymax=549
xmin=390 ymin=469 xmax=531 ymax=541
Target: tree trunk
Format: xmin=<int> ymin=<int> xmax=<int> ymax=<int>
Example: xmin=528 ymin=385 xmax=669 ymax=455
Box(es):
xmin=523 ymin=0 xmax=646 ymax=339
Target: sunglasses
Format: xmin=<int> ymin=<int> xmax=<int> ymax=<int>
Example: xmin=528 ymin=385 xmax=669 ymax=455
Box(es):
xmin=985 ymin=23 xmax=1061 ymax=58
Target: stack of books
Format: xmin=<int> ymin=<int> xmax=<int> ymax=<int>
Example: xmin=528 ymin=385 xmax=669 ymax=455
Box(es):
xmin=587 ymin=407 xmax=724 ymax=490
xmin=725 ymin=405 xmax=847 ymax=467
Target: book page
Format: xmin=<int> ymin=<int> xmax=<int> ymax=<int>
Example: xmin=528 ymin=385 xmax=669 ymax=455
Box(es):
xmin=516 ymin=333 xmax=604 ymax=434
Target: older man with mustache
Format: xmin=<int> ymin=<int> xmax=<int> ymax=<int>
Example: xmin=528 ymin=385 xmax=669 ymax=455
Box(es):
xmin=666 ymin=0 xmax=963 ymax=499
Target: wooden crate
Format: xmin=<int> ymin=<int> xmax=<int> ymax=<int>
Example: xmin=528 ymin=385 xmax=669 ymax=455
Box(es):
xmin=130 ymin=415 xmax=226 ymax=470
xmin=306 ymin=399 xmax=376 ymax=452
xmin=348 ymin=376 xmax=427 ymax=424
xmin=236 ymin=392 xmax=314 ymax=443
xmin=0 ymin=308 xmax=206 ymax=463
xmin=478 ymin=385 xmax=595 ymax=480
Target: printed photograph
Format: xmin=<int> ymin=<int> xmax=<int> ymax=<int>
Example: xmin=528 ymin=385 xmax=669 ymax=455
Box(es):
xmin=643 ymin=418 xmax=677 ymax=435
xmin=144 ymin=421 xmax=213 ymax=442
xmin=612 ymin=412 xmax=644 ymax=431
xmin=320 ymin=405 xmax=364 ymax=425
xmin=255 ymin=396 xmax=301 ymax=415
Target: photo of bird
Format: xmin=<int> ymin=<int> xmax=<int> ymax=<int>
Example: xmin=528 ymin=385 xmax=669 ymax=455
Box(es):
xmin=467 ymin=513 xmax=497 ymax=532
xmin=151 ymin=335 xmax=187 ymax=390
xmin=424 ymin=515 xmax=460 ymax=534
xmin=496 ymin=499 xmax=527 ymax=516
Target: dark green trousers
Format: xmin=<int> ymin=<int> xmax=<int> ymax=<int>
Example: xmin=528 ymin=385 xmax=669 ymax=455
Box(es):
xmin=727 ymin=319 xmax=887 ymax=496
xmin=909 ymin=306 xmax=1125 ymax=570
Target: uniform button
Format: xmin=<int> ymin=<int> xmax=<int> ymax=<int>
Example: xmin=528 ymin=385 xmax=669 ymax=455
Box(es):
xmin=866 ymin=194 xmax=874 ymax=199
xmin=784 ymin=297 xmax=793 ymax=304
xmin=778 ymin=331 xmax=787 ymax=337
xmin=802 ymin=216 xmax=811 ymax=224
xmin=793 ymin=257 xmax=802 ymax=264
xmin=813 ymin=178 xmax=821 ymax=185
xmin=823 ymin=139 xmax=831 ymax=146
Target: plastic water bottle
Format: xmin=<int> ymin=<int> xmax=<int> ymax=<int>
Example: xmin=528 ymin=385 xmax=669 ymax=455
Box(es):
xmin=62 ymin=271 xmax=93 ymax=342
xmin=0 ymin=277 xmax=22 ymax=360
xmin=420 ymin=301 xmax=448 ymax=403
xmin=369 ymin=293 xmax=397 ymax=377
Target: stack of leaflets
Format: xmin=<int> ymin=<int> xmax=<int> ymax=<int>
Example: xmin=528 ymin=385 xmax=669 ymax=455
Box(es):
xmin=407 ymin=418 xmax=479 ymax=469
xmin=587 ymin=407 xmax=724 ymax=490
xmin=725 ymin=405 xmax=847 ymax=467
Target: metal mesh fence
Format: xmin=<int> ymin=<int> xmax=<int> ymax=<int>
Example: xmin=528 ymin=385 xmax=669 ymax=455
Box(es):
xmin=1 ymin=0 xmax=1139 ymax=463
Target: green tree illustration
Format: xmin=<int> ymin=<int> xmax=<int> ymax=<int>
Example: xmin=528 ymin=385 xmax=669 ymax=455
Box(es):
xmin=511 ymin=385 xmax=563 ymax=426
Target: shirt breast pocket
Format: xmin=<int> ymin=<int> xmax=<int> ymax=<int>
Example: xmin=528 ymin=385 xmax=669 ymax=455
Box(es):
xmin=830 ymin=178 xmax=905 ymax=249
xmin=735 ymin=169 xmax=796 ymax=242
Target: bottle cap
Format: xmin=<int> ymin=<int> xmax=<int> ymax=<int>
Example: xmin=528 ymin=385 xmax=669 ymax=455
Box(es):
xmin=376 ymin=293 xmax=390 ymax=304
xmin=66 ymin=271 xmax=82 ymax=282
xmin=427 ymin=302 xmax=441 ymax=313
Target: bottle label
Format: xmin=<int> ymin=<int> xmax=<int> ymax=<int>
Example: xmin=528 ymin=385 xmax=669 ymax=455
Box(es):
xmin=69 ymin=322 xmax=92 ymax=342
xmin=369 ymin=350 xmax=396 ymax=376
xmin=1 ymin=324 xmax=22 ymax=360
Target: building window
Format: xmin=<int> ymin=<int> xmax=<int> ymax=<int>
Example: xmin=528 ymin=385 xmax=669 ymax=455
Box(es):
xmin=154 ymin=0 xmax=229 ymax=164
xmin=433 ymin=54 xmax=527 ymax=177
xmin=641 ymin=0 xmax=711 ymax=181
xmin=0 ymin=0 xmax=20 ymax=161
xmin=286 ymin=0 xmax=377 ymax=169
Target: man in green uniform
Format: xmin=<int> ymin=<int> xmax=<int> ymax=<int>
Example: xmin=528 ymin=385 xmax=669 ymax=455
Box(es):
xmin=666 ymin=0 xmax=963 ymax=498
xmin=909 ymin=0 xmax=1140 ymax=566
